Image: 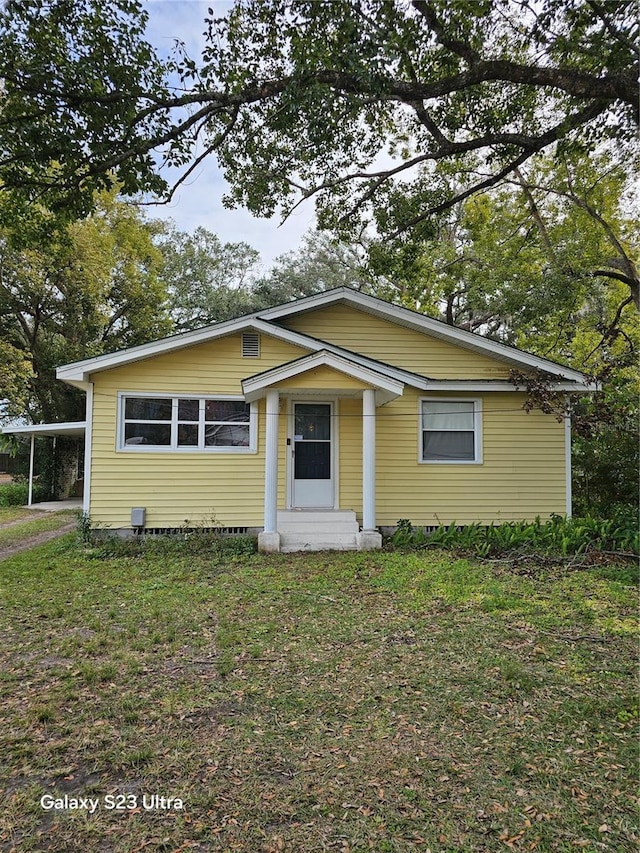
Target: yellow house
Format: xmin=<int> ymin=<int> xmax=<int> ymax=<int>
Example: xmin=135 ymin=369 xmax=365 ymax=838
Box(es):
xmin=51 ymin=288 xmax=593 ymax=552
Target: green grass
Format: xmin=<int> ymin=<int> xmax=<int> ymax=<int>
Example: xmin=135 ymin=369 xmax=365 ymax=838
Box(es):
xmin=0 ymin=511 xmax=75 ymax=548
xmin=0 ymin=539 xmax=637 ymax=852
xmin=0 ymin=506 xmax=35 ymax=525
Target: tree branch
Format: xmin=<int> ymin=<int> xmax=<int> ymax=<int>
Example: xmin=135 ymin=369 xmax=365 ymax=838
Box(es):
xmin=411 ymin=0 xmax=481 ymax=64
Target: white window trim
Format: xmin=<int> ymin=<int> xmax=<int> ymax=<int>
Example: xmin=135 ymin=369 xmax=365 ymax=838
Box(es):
xmin=418 ymin=396 xmax=483 ymax=465
xmin=116 ymin=392 xmax=257 ymax=453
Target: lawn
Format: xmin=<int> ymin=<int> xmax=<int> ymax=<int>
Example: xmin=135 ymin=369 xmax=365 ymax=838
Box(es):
xmin=0 ymin=511 xmax=76 ymax=550
xmin=0 ymin=507 xmax=41 ymax=526
xmin=0 ymin=535 xmax=637 ymax=852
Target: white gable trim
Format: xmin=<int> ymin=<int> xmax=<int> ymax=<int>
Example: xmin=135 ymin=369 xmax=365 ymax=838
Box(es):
xmin=259 ymin=288 xmax=589 ymax=383
xmin=56 ymin=317 xmax=272 ymax=386
xmin=242 ymin=350 xmax=404 ymax=406
xmin=56 ymin=316 xmax=426 ymax=390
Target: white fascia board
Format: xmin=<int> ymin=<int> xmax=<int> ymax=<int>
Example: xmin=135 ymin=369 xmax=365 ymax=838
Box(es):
xmin=55 ymin=317 xmax=317 ymax=384
xmin=422 ymin=381 xmax=598 ymax=392
xmin=260 ymin=287 xmax=590 ymax=383
xmin=242 ymin=350 xmax=404 ymax=404
xmin=2 ymin=421 xmax=86 ymax=437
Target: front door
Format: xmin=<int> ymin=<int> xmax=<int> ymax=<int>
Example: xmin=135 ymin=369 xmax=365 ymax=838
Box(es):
xmin=291 ymin=402 xmax=334 ymax=508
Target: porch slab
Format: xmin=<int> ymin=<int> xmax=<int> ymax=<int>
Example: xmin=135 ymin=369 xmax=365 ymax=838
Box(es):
xmin=27 ymin=499 xmax=83 ymax=512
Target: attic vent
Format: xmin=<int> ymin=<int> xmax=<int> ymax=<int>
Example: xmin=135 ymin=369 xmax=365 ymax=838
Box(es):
xmin=242 ymin=332 xmax=260 ymax=358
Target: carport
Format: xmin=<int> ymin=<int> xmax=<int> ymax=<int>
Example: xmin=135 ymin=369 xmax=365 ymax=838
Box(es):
xmin=1 ymin=422 xmax=86 ymax=507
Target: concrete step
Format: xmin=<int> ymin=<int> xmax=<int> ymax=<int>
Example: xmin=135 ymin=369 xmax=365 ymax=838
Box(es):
xmin=279 ymin=532 xmax=359 ymax=553
xmin=277 ymin=510 xmax=359 ymax=535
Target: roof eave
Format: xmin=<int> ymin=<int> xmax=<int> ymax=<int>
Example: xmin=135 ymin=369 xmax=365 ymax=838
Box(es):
xmin=2 ymin=421 xmax=87 ymax=438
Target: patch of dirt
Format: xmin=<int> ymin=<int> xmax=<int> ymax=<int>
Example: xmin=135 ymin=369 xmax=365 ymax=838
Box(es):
xmin=0 ymin=514 xmax=36 ymax=530
xmin=0 ymin=523 xmax=76 ymax=562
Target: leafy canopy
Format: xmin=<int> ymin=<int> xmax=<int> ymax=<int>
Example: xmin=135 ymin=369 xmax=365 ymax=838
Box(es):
xmin=0 ymin=0 xmax=636 ymax=232
xmin=0 ymin=191 xmax=170 ymax=422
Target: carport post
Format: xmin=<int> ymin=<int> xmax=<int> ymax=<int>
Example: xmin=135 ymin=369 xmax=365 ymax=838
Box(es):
xmin=27 ymin=433 xmax=35 ymax=506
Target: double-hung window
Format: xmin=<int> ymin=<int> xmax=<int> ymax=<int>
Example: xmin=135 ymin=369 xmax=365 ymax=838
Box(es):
xmin=119 ymin=394 xmax=256 ymax=452
xmin=420 ymin=398 xmax=482 ymax=463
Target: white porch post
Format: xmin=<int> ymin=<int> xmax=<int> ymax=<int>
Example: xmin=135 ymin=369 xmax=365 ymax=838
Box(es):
xmin=82 ymin=383 xmax=93 ymax=516
xmin=259 ymin=389 xmax=281 ymax=552
xmin=362 ymin=389 xmax=376 ymax=529
xmin=27 ymin=433 xmax=35 ymax=507
xmin=358 ymin=388 xmax=382 ymax=550
xmin=565 ymin=397 xmax=572 ymax=519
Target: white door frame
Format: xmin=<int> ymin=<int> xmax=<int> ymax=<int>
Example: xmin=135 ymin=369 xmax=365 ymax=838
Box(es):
xmin=287 ymin=398 xmax=339 ymax=509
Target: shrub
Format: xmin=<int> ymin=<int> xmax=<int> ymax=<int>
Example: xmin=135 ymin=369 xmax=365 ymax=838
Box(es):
xmin=0 ymin=482 xmax=47 ymax=506
xmin=390 ymin=514 xmax=639 ymax=559
xmin=87 ymin=530 xmax=257 ymax=560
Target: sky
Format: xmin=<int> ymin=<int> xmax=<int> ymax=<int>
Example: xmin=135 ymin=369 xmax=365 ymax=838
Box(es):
xmin=143 ymin=0 xmax=316 ymax=267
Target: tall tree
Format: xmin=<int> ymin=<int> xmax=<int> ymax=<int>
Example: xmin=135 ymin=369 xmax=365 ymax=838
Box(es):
xmin=158 ymin=225 xmax=261 ymax=330
xmin=0 ymin=0 xmax=636 ymax=234
xmin=252 ymin=231 xmax=376 ymax=308
xmin=0 ymin=340 xmax=32 ymax=421
xmin=369 ymin=151 xmax=638 ymax=338
xmin=159 ymin=227 xmax=379 ymax=327
xmin=0 ymin=192 xmax=171 ymax=422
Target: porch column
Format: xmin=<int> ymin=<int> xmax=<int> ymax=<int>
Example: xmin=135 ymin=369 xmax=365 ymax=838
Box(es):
xmin=259 ymin=389 xmax=281 ymax=553
xmin=358 ymin=389 xmax=382 ymax=550
xmin=362 ymin=389 xmax=376 ymax=529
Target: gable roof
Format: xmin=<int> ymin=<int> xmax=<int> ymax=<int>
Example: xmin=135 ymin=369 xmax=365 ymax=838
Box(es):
xmin=56 ymin=287 xmax=594 ymax=389
xmin=261 ymin=288 xmax=591 ymax=382
xmin=242 ymin=349 xmax=404 ymax=405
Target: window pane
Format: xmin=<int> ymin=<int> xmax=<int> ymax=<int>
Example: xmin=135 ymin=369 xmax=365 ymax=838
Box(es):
xmin=422 ymin=401 xmax=474 ymax=431
xmin=295 ymin=404 xmax=331 ymax=441
xmin=423 ymin=431 xmax=474 ymax=461
xmin=178 ymin=399 xmax=199 ymax=421
xmin=178 ymin=423 xmax=199 ymax=446
xmin=125 ymin=397 xmax=172 ymax=421
xmin=205 ymin=423 xmax=250 ymax=447
xmin=294 ymin=441 xmax=331 ymax=479
xmin=124 ymin=423 xmax=171 ymax=446
xmin=205 ymin=400 xmax=249 ymax=423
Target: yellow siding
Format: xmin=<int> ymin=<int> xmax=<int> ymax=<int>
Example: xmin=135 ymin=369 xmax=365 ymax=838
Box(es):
xmin=281 ymin=303 xmax=511 ymax=378
xmin=338 ymin=397 xmax=363 ymax=516
xmin=375 ymin=390 xmax=566 ymax=526
xmin=89 ymin=333 xmax=309 ymax=529
xmin=273 ymin=365 xmax=370 ymax=391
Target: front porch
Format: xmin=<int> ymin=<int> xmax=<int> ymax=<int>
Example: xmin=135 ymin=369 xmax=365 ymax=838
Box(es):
xmin=241 ymin=350 xmax=405 ymax=553
xmin=277 ymin=509 xmax=360 ymax=552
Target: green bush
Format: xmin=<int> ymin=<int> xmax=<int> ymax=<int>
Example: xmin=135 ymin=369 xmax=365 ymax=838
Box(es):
xmin=87 ymin=530 xmax=258 ymax=559
xmin=0 ymin=482 xmax=46 ymax=506
xmin=390 ymin=513 xmax=639 ymax=558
